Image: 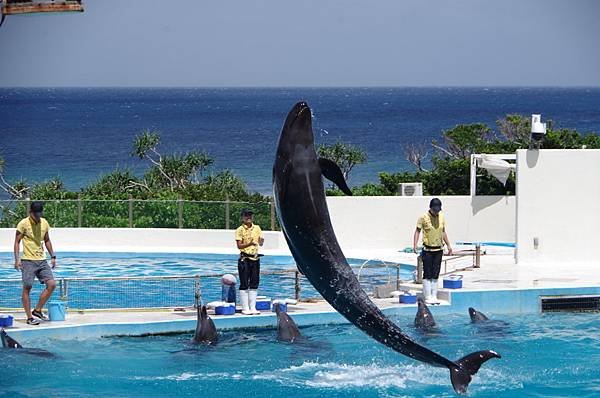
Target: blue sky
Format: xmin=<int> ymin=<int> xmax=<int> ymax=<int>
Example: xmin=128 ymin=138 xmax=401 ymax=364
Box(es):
xmin=0 ymin=0 xmax=599 ymax=87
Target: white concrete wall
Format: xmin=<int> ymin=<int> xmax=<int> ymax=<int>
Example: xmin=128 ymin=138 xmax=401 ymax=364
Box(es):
xmin=0 ymin=228 xmax=289 ymax=255
xmin=327 ymin=195 xmax=515 ymax=251
xmin=1 ymin=196 xmax=515 ymax=255
xmin=516 ymin=149 xmax=600 ymax=265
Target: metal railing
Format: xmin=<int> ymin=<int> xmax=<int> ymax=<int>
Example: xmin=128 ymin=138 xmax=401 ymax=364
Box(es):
xmin=0 ymin=263 xmax=413 ymax=311
xmin=415 ymin=247 xmax=483 ymax=283
xmin=0 ymin=198 xmax=279 ymax=230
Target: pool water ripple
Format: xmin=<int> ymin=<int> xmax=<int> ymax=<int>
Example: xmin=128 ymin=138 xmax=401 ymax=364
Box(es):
xmin=1 ymin=313 xmax=597 ymax=397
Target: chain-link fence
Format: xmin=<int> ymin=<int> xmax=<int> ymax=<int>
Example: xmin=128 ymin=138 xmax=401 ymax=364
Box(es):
xmin=0 ymin=199 xmax=278 ymax=230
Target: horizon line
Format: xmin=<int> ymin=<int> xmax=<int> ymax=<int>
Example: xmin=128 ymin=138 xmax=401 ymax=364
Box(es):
xmin=2 ymin=85 xmax=600 ymax=90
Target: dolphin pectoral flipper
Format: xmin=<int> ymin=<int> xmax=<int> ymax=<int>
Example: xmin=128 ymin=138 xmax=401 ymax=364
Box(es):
xmin=318 ymin=158 xmax=352 ymax=195
xmin=450 ymin=350 xmax=502 ymax=394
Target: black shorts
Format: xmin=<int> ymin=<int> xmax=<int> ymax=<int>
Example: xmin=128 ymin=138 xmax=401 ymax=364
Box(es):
xmin=238 ymin=256 xmax=260 ymax=290
xmin=421 ymin=250 xmax=443 ymax=280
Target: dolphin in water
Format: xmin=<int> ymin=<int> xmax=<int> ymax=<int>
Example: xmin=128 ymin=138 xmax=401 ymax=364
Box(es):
xmin=468 ymin=307 xmax=489 ymax=322
xmin=192 ymin=305 xmax=218 ymax=345
xmin=273 ymin=101 xmax=500 ymax=394
xmin=275 ymin=303 xmax=302 ymax=343
xmin=415 ymin=297 xmax=437 ymax=330
xmin=468 ymin=307 xmax=510 ymax=336
xmin=1 ymin=329 xmax=55 ymax=358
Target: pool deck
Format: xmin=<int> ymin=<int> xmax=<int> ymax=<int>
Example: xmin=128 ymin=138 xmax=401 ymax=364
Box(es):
xmin=2 ymin=250 xmax=599 ymax=344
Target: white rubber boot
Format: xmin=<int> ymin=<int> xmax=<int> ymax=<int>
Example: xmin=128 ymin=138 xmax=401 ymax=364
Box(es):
xmin=248 ymin=289 xmax=260 ymax=315
xmin=422 ymin=279 xmax=431 ymax=303
xmin=240 ymin=290 xmax=252 ymax=315
xmin=431 ymin=279 xmax=440 ymax=304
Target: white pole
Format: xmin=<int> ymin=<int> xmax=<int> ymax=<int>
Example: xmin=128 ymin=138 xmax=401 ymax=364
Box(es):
xmin=470 ymin=154 xmax=478 ymax=197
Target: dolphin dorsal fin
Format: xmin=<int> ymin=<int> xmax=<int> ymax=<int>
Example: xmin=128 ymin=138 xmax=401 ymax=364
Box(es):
xmin=318 ymin=158 xmax=353 ymax=196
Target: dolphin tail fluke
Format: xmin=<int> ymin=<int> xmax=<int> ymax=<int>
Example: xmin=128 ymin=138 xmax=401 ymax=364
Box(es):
xmin=449 ymin=350 xmax=501 ymax=394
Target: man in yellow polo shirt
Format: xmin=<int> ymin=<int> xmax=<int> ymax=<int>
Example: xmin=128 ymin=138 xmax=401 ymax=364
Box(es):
xmin=13 ymin=201 xmax=57 ymax=325
xmin=413 ymin=198 xmax=453 ymax=305
xmin=235 ymin=208 xmax=264 ymax=315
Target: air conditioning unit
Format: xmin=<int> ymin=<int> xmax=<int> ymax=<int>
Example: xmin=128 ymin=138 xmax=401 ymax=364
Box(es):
xmin=397 ymin=182 xmax=423 ymax=196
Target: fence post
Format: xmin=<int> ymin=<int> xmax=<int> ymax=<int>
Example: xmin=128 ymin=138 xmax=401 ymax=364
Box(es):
xmin=295 ymin=271 xmax=301 ymax=301
xmin=25 ymin=197 xmax=31 ymax=216
xmin=396 ymin=264 xmax=400 ymax=290
xmin=194 ymin=275 xmax=202 ymax=308
xmin=475 ymin=244 xmax=481 ymax=268
xmin=62 ymin=279 xmax=68 ymax=301
xmin=77 ymin=195 xmax=82 ymax=228
xmin=270 ymin=199 xmax=276 ymax=231
xmin=225 ymin=195 xmax=230 ymax=230
xmin=178 ymin=195 xmax=183 ymax=229
xmin=128 ymin=195 xmax=133 ymax=228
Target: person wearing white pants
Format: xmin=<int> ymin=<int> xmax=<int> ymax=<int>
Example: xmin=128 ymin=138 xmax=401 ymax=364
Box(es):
xmin=413 ymin=198 xmax=453 ymax=305
xmin=235 ymin=209 xmax=264 ymax=315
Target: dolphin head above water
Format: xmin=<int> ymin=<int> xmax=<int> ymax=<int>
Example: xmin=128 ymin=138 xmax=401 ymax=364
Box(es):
xmin=1 ymin=328 xmax=55 ymax=358
xmin=275 ymin=303 xmax=301 ymax=343
xmin=192 ymin=305 xmax=218 ymax=345
xmin=1 ymin=328 xmax=22 ymax=349
xmin=468 ymin=307 xmax=489 ymax=322
xmin=415 ymin=297 xmax=437 ymax=330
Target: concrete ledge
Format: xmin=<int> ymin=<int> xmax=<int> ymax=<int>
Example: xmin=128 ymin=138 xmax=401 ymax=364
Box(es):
xmin=4 ymin=285 xmax=599 ymax=344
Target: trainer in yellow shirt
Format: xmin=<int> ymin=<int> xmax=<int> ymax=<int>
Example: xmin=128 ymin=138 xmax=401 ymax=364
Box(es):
xmin=235 ymin=208 xmax=264 ymax=315
xmin=14 ymin=201 xmax=57 ymax=325
xmin=412 ymin=198 xmax=452 ymax=305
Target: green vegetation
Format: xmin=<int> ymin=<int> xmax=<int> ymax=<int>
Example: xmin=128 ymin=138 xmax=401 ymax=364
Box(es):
xmin=1 ymin=115 xmax=598 ymax=227
xmin=328 ymin=114 xmax=600 ymax=196
xmin=0 ymin=131 xmax=272 ymax=229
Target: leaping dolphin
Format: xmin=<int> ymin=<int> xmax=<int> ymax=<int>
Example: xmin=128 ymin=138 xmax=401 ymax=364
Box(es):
xmin=273 ymin=101 xmax=500 ymax=394
xmin=1 ymin=329 xmax=55 ymax=358
xmin=275 ymin=303 xmax=301 ymax=343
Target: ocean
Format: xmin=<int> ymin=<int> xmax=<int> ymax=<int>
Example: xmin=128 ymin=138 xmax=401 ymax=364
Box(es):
xmin=1 ymin=87 xmax=599 ymax=195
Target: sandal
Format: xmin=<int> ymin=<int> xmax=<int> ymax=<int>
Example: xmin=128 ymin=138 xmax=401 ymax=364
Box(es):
xmin=26 ymin=318 xmax=40 ymax=325
xmin=32 ymin=310 xmax=48 ymax=321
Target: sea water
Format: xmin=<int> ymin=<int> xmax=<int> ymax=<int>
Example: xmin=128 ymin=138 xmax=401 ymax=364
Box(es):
xmin=2 ymin=87 xmax=600 ymax=194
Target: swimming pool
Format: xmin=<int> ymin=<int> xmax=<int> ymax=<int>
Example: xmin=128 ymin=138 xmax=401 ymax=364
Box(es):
xmin=0 ymin=253 xmax=414 ymax=309
xmin=1 ymin=312 xmax=597 ymax=397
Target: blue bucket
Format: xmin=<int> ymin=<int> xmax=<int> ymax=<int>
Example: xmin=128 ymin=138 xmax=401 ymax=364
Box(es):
xmin=443 ymin=275 xmax=463 ymax=289
xmin=399 ymin=293 xmax=417 ymax=304
xmin=215 ymin=305 xmax=236 ymax=316
xmin=48 ymin=301 xmax=67 ymax=321
xmin=256 ymin=298 xmax=271 ymax=311
xmin=0 ymin=315 xmax=13 ymax=327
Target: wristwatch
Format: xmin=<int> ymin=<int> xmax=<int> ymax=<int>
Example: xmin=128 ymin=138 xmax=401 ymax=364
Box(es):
xmin=51 ymin=256 xmax=56 ymax=259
